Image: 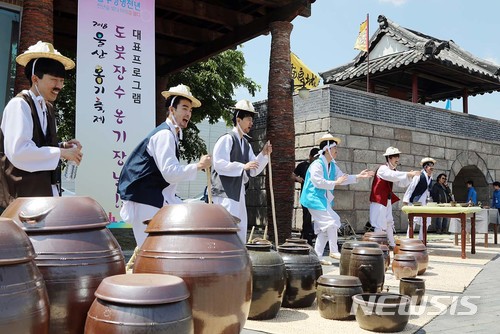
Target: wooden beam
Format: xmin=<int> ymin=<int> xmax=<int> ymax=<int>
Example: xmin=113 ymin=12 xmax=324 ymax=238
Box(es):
xmin=156 ymin=0 xmax=307 ymax=75
xmin=155 ymin=18 xmax=223 ymax=43
xmin=156 ymin=0 xmax=254 ymax=28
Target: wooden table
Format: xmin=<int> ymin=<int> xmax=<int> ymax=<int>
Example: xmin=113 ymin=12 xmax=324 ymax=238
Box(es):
xmin=401 ymin=205 xmax=482 ymax=259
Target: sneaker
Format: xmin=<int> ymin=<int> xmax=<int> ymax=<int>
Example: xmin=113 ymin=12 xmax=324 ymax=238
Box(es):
xmin=320 ymin=259 xmax=332 ymax=265
xmin=329 ymin=252 xmax=341 ymax=260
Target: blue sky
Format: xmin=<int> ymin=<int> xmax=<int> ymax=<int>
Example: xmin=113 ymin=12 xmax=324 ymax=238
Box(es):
xmin=234 ymin=0 xmax=500 ymax=120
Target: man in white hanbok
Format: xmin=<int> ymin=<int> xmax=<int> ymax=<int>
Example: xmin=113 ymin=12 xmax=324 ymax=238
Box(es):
xmin=118 ymin=84 xmax=211 ymax=247
xmin=0 ymin=41 xmax=82 ymax=209
xmin=403 ymin=157 xmax=436 ymax=241
xmin=300 ymin=134 xmax=374 ymax=261
xmin=211 ymin=99 xmax=272 ymax=243
xmin=369 ymin=147 xmax=420 ymax=248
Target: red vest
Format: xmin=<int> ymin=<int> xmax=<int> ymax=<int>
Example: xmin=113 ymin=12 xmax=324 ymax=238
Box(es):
xmin=370 ymin=166 xmax=399 ymax=206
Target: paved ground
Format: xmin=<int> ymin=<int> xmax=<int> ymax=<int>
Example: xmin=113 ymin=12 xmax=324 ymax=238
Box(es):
xmin=242 ymin=234 xmax=500 ymax=334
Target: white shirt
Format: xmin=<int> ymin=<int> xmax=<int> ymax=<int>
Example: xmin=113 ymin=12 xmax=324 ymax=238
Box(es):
xmin=1 ymin=90 xmax=61 ymax=172
xmin=376 ymin=163 xmax=412 ymax=187
xmin=403 ymin=170 xmax=432 ymax=204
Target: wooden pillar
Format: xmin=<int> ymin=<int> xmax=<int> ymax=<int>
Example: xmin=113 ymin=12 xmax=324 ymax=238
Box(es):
xmin=411 ymin=74 xmax=418 ymax=103
xmin=267 ymin=21 xmax=294 ymax=244
xmin=15 ymin=0 xmax=54 ymax=92
xmin=462 ymin=88 xmax=469 ymax=114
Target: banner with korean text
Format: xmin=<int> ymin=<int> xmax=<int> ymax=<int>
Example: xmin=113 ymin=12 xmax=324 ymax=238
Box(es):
xmin=76 ymin=0 xmax=155 ymax=227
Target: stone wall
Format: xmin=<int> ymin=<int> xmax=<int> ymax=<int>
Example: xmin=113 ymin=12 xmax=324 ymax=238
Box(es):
xmin=249 ymin=84 xmax=500 ymax=233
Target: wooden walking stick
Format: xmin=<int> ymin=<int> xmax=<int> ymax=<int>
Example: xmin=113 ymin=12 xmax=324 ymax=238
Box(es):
xmin=267 ymin=152 xmax=279 ymax=247
xmin=206 ymin=166 xmax=213 ymax=204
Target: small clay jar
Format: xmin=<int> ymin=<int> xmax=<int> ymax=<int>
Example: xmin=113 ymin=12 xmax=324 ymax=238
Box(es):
xmin=394 ymin=238 xmax=422 ymax=255
xmin=316 ymin=275 xmax=363 ymax=320
xmin=398 ymin=242 xmax=429 ymax=275
xmin=362 ymin=232 xmax=388 ymax=245
xmin=400 ymin=277 xmax=425 ymax=305
xmin=392 ymin=254 xmax=418 ymax=280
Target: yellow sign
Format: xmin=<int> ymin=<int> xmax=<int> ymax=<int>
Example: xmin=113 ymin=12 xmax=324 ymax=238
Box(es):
xmin=354 ymin=19 xmax=368 ymax=51
xmin=291 ymin=52 xmax=320 ymax=92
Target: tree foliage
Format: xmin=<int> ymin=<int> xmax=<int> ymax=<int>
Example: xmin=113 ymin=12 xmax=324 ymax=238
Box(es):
xmin=55 ymin=48 xmax=259 ymax=163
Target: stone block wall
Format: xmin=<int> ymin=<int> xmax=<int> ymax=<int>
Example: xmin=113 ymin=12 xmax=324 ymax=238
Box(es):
xmin=249 ymin=84 xmax=500 ymax=233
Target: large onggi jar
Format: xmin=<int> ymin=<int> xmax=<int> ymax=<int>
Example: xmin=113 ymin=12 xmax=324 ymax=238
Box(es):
xmin=133 ymin=203 xmax=252 ymax=334
xmin=0 ymin=218 xmax=49 ymax=333
xmin=1 ymin=197 xmax=126 ymax=334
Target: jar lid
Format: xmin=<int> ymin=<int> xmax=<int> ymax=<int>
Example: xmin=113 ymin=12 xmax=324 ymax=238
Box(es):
xmin=342 ymin=241 xmax=379 ymax=250
xmin=317 ymin=274 xmax=362 ymax=287
xmin=246 ymin=243 xmax=273 ymax=251
xmin=396 ymin=238 xmax=422 ymax=245
xmin=2 ymin=197 xmax=109 ymax=231
xmin=351 ymin=247 xmax=383 ymax=255
xmin=393 ymin=254 xmax=417 ymax=261
xmin=277 ymin=245 xmax=310 ymax=254
xmin=95 ymin=274 xmax=190 ymax=305
xmin=145 ymin=203 xmax=239 ymax=233
xmin=0 ymin=218 xmax=36 ymax=264
xmin=363 ymin=232 xmax=387 ymax=237
xmin=399 ymin=242 xmax=427 ymax=251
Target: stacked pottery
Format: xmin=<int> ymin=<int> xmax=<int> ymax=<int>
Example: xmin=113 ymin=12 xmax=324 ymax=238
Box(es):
xmin=362 ymin=231 xmax=388 ymax=245
xmin=0 ymin=218 xmax=49 ymax=333
xmin=349 ymin=247 xmax=385 ymax=293
xmin=246 ymin=242 xmax=286 ymax=320
xmin=394 ymin=238 xmax=422 ymax=255
xmin=133 ymin=203 xmax=252 ymax=334
xmin=339 ymin=241 xmax=379 ymax=275
xmin=277 ymin=245 xmax=323 ymax=308
xmin=1 ymin=197 xmax=126 ymax=334
xmin=392 ymin=254 xmax=418 ymax=280
xmin=316 ymin=275 xmax=363 ymax=320
xmin=85 ymin=274 xmax=193 ymax=333
xmin=397 ymin=242 xmax=429 ymax=275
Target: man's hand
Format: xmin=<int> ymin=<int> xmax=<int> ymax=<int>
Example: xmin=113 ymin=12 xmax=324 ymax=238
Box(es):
xmin=335 ymin=174 xmax=349 ymax=185
xmin=262 ymin=141 xmax=272 ymax=156
xmin=243 ymin=161 xmax=259 ymax=171
xmin=357 ymin=169 xmax=375 ymax=178
xmin=408 ymin=170 xmax=420 ymax=178
xmin=197 ymin=155 xmax=212 ymax=170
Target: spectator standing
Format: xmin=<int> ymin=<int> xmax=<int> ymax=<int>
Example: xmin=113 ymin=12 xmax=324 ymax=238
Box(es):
xmin=466 ymin=180 xmax=477 ymax=205
xmin=430 ymin=173 xmax=451 ymax=233
xmin=292 ymin=147 xmax=319 ymax=246
xmin=491 ymin=181 xmax=500 ymax=213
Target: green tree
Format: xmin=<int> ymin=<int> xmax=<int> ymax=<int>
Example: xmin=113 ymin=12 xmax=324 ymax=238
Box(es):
xmin=166 ymin=49 xmax=259 ymax=161
xmin=54 ymin=48 xmax=259 ymax=163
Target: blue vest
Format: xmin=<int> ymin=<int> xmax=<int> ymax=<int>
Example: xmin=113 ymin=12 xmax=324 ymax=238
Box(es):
xmin=300 ymin=158 xmax=336 ymax=211
xmin=117 ymin=123 xmax=178 ymax=208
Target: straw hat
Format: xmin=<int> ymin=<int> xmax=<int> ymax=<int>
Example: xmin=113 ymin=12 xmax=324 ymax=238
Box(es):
xmin=383 ymin=147 xmax=402 ymax=156
xmin=420 ymin=157 xmax=436 ymax=166
xmin=318 ymin=133 xmax=341 ymax=145
xmin=16 ymin=41 xmax=75 ymax=70
xmin=232 ymin=99 xmax=257 ymax=114
xmin=161 ymin=84 xmax=201 ymax=108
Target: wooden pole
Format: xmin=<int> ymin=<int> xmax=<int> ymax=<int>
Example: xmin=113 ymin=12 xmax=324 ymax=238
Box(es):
xmin=268 ymin=153 xmax=279 ymax=247
xmin=206 ymin=166 xmax=213 ymax=204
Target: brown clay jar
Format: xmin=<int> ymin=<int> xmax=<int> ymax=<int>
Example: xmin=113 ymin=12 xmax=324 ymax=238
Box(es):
xmin=85 ymin=274 xmax=193 ymax=333
xmin=1 ymin=197 xmax=126 ymax=334
xmin=246 ymin=243 xmax=286 ymax=320
xmin=392 ymin=254 xmax=418 ymax=280
xmin=398 ymin=242 xmax=429 ymax=275
xmin=349 ymin=247 xmax=385 ymax=293
xmin=339 ymin=241 xmax=379 ymax=275
xmin=394 ymin=238 xmax=422 ymax=255
xmin=134 ymin=203 xmax=252 ymax=334
xmin=0 ymin=218 xmax=49 ymax=333
xmin=362 ymin=231 xmax=388 ymax=245
xmin=400 ymin=277 xmax=425 ymax=305
xmin=316 ymin=275 xmax=363 ymax=320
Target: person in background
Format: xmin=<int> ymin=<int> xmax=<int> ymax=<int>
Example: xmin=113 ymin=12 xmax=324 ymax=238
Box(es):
xmin=117 ymin=84 xmax=211 ymax=247
xmin=292 ymin=147 xmax=320 ymax=246
xmin=0 ymin=41 xmax=82 ymax=211
xmin=403 ymin=157 xmax=436 ymax=241
xmin=211 ymin=99 xmax=272 ymax=243
xmin=466 ymin=180 xmax=477 ymax=205
xmin=300 ymin=133 xmax=374 ymax=262
xmin=431 ymin=173 xmax=452 ymax=234
xmin=491 ymin=181 xmax=500 ymax=214
xmin=369 ymin=147 xmax=420 ymax=249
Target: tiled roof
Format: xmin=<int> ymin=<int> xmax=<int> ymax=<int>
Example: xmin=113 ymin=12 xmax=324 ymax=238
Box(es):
xmin=320 ymin=15 xmax=500 ymax=103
